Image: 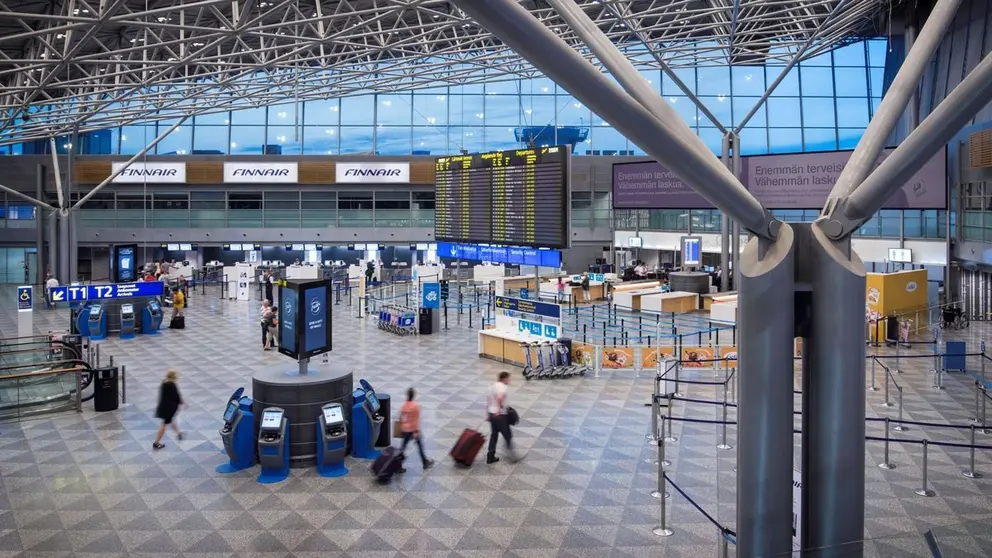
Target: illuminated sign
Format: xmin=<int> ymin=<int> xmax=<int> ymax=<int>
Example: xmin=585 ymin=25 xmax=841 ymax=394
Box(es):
xmin=111 ymin=162 xmax=186 ymax=183
xmin=336 ymin=163 xmax=410 ymax=183
xmin=494 ymin=295 xmax=560 ymax=319
xmin=223 ymin=162 xmax=298 ymax=183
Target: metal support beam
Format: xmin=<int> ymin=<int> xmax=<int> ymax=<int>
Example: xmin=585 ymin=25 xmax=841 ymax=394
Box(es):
xmin=823 ymin=0 xmax=962 ymax=210
xmin=450 ymin=0 xmax=777 ymax=240
xmin=0 ymin=183 xmax=56 ymax=212
xmin=549 ymin=0 xmax=726 ymax=151
xmin=35 ymin=164 xmax=45 ymax=282
xmin=71 ymin=116 xmax=187 ymax=211
xmin=50 ymin=137 xmax=65 ymax=210
xmin=736 ymin=224 xmax=797 ymax=557
xmin=732 ymin=133 xmax=743 ymax=289
xmin=720 ymin=133 xmax=731 ymax=291
xmin=844 ymin=51 xmax=992 ymax=225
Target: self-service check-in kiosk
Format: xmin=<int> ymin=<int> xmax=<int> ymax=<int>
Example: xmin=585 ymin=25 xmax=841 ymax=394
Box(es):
xmin=141 ymin=300 xmax=163 ymax=334
xmin=351 ymin=379 xmax=384 ymax=460
xmin=119 ymin=304 xmax=136 ymax=340
xmin=257 ymin=407 xmax=290 ymax=483
xmin=87 ymin=304 xmax=107 ymax=340
xmin=316 ymin=403 xmax=349 ymax=477
xmin=217 ymin=394 xmax=255 ymax=474
xmin=73 ymin=302 xmax=93 ymax=337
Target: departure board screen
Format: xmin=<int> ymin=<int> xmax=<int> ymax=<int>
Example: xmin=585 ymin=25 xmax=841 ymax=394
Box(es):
xmin=435 ymin=146 xmax=569 ymax=249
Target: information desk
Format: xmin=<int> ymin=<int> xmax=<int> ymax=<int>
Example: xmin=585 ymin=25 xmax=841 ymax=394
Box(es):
xmin=638 ymin=291 xmax=700 ymax=314
xmin=701 ymin=292 xmax=737 ymax=310
xmin=540 ymin=280 xmax=604 ymax=302
xmin=614 ymin=287 xmax=663 ymax=311
xmin=478 ymin=328 xmax=546 ymax=367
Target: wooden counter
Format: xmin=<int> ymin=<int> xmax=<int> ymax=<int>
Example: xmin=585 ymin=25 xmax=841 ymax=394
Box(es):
xmin=701 ymin=291 xmax=737 ymax=310
xmin=612 ymin=280 xmax=661 ymax=293
xmin=614 ymin=287 xmax=662 ymax=310
xmin=639 ymin=291 xmax=699 ymax=313
xmin=479 ymin=329 xmax=536 ymax=367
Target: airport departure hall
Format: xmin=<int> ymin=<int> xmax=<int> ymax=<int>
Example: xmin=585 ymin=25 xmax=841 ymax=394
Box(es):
xmin=4 ymin=0 xmax=992 ymax=556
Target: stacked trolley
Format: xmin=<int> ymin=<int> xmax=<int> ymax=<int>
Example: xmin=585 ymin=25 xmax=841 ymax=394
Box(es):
xmin=376 ymin=305 xmax=418 ymax=336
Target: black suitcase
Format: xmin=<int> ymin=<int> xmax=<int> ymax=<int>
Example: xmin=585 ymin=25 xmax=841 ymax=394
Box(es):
xmin=169 ymin=315 xmax=185 ymax=330
xmin=371 ymin=446 xmax=404 ymax=481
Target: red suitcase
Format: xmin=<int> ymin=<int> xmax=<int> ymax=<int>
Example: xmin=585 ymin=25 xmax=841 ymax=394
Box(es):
xmin=450 ymin=428 xmax=486 ymax=467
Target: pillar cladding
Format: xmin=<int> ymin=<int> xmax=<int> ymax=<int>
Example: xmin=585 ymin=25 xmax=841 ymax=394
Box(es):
xmin=802 ymin=223 xmax=867 ymax=556
xmin=737 ymin=222 xmax=796 ymax=558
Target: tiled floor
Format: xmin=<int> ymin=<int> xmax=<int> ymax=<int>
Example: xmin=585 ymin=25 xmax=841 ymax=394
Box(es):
xmin=0 ymin=283 xmax=991 ymax=557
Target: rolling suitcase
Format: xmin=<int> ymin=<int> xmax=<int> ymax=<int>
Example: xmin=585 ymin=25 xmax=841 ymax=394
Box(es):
xmin=169 ymin=315 xmax=185 ymax=330
xmin=371 ymin=446 xmax=404 ymax=482
xmin=450 ymin=428 xmax=486 ymax=467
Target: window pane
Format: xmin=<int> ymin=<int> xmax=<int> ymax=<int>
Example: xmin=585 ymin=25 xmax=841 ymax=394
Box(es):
xmin=413 ymin=128 xmax=447 ymax=155
xmin=156 ymin=125 xmax=192 ymax=155
xmin=662 ymin=68 xmax=695 ymax=96
xmin=450 ymin=127 xmax=484 ymax=152
xmin=193 ymin=126 xmax=228 ymax=154
xmin=484 ymin=127 xmax=519 ymax=152
xmin=340 ymin=127 xmax=373 ymax=153
xmin=767 ymin=97 xmax=801 ymax=127
xmin=120 ymin=125 xmax=154 ymax=154
xmin=340 ymin=95 xmax=374 ymax=125
xmin=376 ymin=127 xmax=412 ymax=155
xmin=556 ymin=96 xmax=590 ymax=127
xmin=229 ymin=126 xmax=264 ymax=154
xmin=801 ymin=50 xmax=833 ymax=66
xmin=413 ymin=94 xmax=447 ymax=127
xmin=732 ymin=97 xmax=765 ymax=127
xmin=803 ymin=128 xmax=837 ymax=152
xmin=592 ymin=127 xmax=626 ymax=155
xmin=267 ymin=126 xmax=301 ymax=155
xmin=801 ymin=98 xmax=836 ymax=127
xmin=303 ymin=126 xmax=338 ymax=154
xmin=731 ymin=67 xmax=765 ymax=96
xmin=377 ymin=94 xmax=412 ymax=126
xmin=521 ymin=95 xmax=556 ymax=127
xmin=867 ymin=39 xmax=888 ymax=67
xmin=838 ymin=128 xmax=866 ymax=149
xmin=698 ymin=97 xmax=731 ymax=126
xmin=834 ymin=67 xmax=868 ymax=97
xmin=868 ymin=68 xmax=884 ymax=98
xmin=450 ymin=95 xmax=485 ymax=126
xmin=231 ymin=106 xmax=266 ymax=125
xmin=484 ymin=79 xmax=519 ymax=94
xmin=767 ymin=66 xmax=800 ymax=96
xmin=697 ymin=128 xmax=722 ymax=156
xmin=305 ymin=99 xmax=340 ymax=125
xmin=768 ymin=128 xmax=803 ymax=153
xmin=738 ymin=128 xmax=768 ymax=155
xmin=483 ymin=95 xmax=519 ymax=126
xmin=195 ymin=111 xmax=230 ymax=125
xmin=836 ymin=97 xmax=870 ymax=128
xmin=697 ymin=67 xmax=730 ymax=96
xmin=800 ymin=67 xmax=833 ymax=96
xmin=664 ymin=96 xmax=697 ymax=128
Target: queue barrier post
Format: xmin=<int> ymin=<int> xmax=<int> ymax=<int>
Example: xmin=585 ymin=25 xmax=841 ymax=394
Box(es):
xmin=982 ymin=386 xmax=988 ymax=434
xmin=878 ymin=418 xmax=895 ymax=470
xmin=651 ymin=445 xmax=673 ymax=537
xmin=719 ymin=528 xmax=729 ymax=558
xmin=915 ymin=439 xmax=936 ymax=497
xmin=868 ymin=357 xmax=878 ymax=391
xmin=664 ymin=393 xmax=678 ymax=443
xmin=648 ymin=380 xmax=661 ymax=442
xmin=717 ymin=401 xmax=732 ymax=450
xmin=881 ymin=367 xmax=892 ymax=407
xmin=973 ymin=381 xmax=983 ymax=425
xmin=962 ymin=425 xmax=983 ymax=479
xmin=893 ymin=387 xmax=908 ymax=432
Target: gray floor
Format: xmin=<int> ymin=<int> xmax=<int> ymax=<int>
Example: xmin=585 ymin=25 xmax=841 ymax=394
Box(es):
xmin=0 ymin=284 xmax=991 ymax=557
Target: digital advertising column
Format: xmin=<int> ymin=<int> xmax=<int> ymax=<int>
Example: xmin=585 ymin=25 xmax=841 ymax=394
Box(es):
xmin=278 ymin=279 xmax=332 ymax=361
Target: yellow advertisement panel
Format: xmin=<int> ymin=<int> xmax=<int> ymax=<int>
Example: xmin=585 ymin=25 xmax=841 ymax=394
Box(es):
xmin=719 ymin=346 xmax=738 ymax=368
xmin=681 ymin=346 xmax=716 ymax=367
xmin=572 ymin=343 xmax=595 ymax=367
xmin=601 ymin=347 xmax=635 ymax=369
xmin=643 ymin=347 xmax=677 ymax=369
xmin=881 ymin=269 xmax=928 ymax=314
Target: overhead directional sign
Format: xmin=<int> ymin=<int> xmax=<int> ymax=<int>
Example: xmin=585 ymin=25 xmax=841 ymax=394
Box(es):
xmin=494 ymin=295 xmax=560 ymax=319
xmin=50 ymin=281 xmax=165 ymax=303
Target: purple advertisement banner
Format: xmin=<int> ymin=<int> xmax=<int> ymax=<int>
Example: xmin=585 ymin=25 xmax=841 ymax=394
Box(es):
xmin=611 ymin=146 xmax=947 ymax=210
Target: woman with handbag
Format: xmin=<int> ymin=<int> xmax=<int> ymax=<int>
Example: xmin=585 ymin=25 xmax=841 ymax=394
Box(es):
xmin=397 ymin=388 xmax=435 ymax=473
xmin=153 ymin=370 xmax=186 ymax=450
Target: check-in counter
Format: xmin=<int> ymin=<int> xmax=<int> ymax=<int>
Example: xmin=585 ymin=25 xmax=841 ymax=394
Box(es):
xmin=473 ymin=265 xmax=506 ymax=282
xmin=614 ymin=287 xmax=662 ymax=310
xmin=539 ymin=280 xmax=604 ymax=302
xmin=478 ymin=328 xmax=543 ymax=367
xmin=285 ymin=265 xmax=322 ymax=280
xmin=612 ymin=280 xmax=661 ymax=294
xmin=639 ymin=291 xmax=700 ymax=314
xmin=701 ymin=292 xmax=737 ymax=310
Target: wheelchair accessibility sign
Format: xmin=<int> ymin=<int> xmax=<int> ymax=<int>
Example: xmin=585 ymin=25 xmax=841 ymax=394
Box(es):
xmin=16 ymin=286 xmax=32 ymax=312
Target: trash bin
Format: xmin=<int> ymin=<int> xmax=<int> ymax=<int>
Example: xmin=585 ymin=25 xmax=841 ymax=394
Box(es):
xmin=419 ymin=308 xmax=433 ymax=335
xmin=375 ymin=393 xmax=391 ymax=448
xmin=93 ymin=367 xmax=120 ymax=412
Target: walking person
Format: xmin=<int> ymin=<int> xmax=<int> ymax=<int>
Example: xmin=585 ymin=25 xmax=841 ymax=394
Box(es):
xmin=556 ymin=276 xmax=566 ymax=304
xmin=171 ymin=286 xmax=185 ymax=321
xmin=486 ymin=371 xmax=521 ymax=464
xmin=580 ymin=272 xmax=591 ymax=303
xmin=397 ymin=388 xmax=436 ymax=473
xmin=264 ymin=306 xmax=279 ymax=351
xmin=259 ymin=300 xmax=272 ymax=349
xmin=45 ymin=273 xmax=59 ymax=310
xmin=153 ymin=370 xmax=186 ymax=450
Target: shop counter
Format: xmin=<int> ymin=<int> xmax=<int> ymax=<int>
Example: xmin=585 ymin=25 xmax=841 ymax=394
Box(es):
xmin=639 ymin=291 xmax=699 ymax=314
xmin=478 ymin=328 xmax=545 ymax=367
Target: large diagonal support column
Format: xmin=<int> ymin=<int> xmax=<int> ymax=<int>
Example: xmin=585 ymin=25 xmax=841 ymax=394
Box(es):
xmin=449 ymin=0 xmax=777 ymax=240
xmin=822 ymin=0 xmax=962 ymax=213
xmin=546 ymin=0 xmax=717 ymax=160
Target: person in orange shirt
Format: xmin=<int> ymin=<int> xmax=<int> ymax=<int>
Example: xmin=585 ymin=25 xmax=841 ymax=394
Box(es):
xmin=398 ymin=387 xmax=435 ymax=473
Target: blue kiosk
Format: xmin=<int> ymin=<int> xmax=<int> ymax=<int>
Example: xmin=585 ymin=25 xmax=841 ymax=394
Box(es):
xmin=142 ymin=300 xmax=164 ymax=334
xmin=217 ymin=389 xmax=256 ymax=473
xmin=257 ymin=407 xmax=290 ymax=483
xmin=316 ymin=403 xmax=349 ymax=477
xmin=87 ymin=304 xmax=108 ymax=341
xmin=351 ymin=379 xmax=384 ymax=460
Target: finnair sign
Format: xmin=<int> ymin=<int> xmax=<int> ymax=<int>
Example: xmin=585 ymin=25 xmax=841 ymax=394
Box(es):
xmin=336 ymin=162 xmax=410 ymax=184
xmin=111 ymin=162 xmax=187 ymax=183
xmin=224 ymin=162 xmax=298 ymax=183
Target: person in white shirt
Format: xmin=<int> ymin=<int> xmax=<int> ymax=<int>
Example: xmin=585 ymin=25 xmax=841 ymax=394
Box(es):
xmin=485 ymin=371 xmax=520 ymax=464
xmin=45 ymin=274 xmax=59 ymax=309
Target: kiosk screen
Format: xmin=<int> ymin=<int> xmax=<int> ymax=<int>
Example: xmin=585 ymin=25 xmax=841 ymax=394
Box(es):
xmin=121 ymin=304 xmax=133 ymax=315
xmin=261 ymin=410 xmax=282 ymax=428
xmin=322 ymin=406 xmax=343 ymax=423
xmin=89 ymin=305 xmax=102 ymax=316
xmin=148 ymin=300 xmax=161 ymax=314
xmin=223 ymin=401 xmax=238 ymax=422
xmin=366 ymin=391 xmax=381 ymax=413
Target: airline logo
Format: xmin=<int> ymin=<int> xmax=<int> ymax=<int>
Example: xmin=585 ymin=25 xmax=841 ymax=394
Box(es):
xmin=223 ymin=162 xmax=298 ymax=183
xmin=336 ymin=162 xmax=409 ymax=183
xmin=111 ymin=162 xmax=187 ymax=183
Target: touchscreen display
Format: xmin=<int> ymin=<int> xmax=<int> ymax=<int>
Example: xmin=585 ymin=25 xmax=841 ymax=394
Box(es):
xmin=366 ymin=392 xmax=380 ymax=413
xmin=223 ymin=401 xmax=238 ymax=422
xmin=121 ymin=304 xmax=133 ymax=314
xmin=322 ymin=406 xmax=343 ymax=423
xmin=261 ymin=410 xmax=282 ymax=428
xmin=89 ymin=306 xmax=101 ymax=316
xmin=148 ymin=300 xmax=160 ymax=313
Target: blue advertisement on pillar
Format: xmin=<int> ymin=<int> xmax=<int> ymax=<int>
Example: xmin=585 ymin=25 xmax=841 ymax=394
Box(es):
xmin=279 ymin=288 xmax=298 ymax=357
xmin=304 ymin=286 xmax=329 ymax=356
xmin=421 ymin=283 xmax=440 ymax=309
xmin=115 ymin=245 xmax=137 ymax=283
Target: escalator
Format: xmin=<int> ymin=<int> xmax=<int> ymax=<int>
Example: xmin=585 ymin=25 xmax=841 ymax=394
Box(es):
xmin=0 ymin=337 xmax=96 ymax=420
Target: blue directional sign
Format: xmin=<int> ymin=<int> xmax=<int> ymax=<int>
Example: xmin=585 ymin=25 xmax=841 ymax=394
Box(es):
xmin=421 ymin=282 xmax=440 ymax=309
xmin=543 ymin=324 xmax=559 ymax=339
xmin=16 ymin=286 xmax=32 ymax=312
xmin=519 ymin=287 xmax=529 ymax=299
xmin=437 ymin=242 xmax=561 ymax=268
xmin=517 ymin=320 xmax=559 ymax=340
xmin=50 ymin=281 xmax=165 ymax=303
xmin=494 ymin=295 xmax=561 ymax=319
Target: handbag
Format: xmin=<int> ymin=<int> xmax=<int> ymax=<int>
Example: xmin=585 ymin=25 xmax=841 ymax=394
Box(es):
xmin=393 ymin=419 xmax=403 ymax=438
xmin=507 ymin=406 xmax=520 ymax=426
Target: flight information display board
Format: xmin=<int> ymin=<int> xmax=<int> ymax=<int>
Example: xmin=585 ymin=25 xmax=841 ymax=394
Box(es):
xmin=435 ymin=146 xmax=569 ymax=249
